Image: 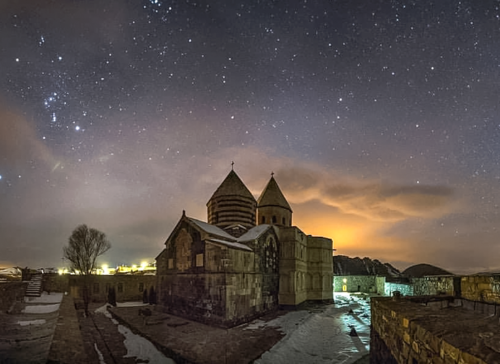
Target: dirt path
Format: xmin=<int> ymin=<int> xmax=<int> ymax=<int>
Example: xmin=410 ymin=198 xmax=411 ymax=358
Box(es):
xmin=77 ymin=303 xmax=137 ymax=364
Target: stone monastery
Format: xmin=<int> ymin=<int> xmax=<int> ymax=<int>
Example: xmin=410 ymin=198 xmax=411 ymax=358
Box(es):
xmin=156 ymin=169 xmax=334 ymax=327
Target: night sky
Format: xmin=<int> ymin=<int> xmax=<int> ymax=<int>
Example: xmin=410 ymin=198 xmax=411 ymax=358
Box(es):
xmin=1 ymin=0 xmax=499 ymax=274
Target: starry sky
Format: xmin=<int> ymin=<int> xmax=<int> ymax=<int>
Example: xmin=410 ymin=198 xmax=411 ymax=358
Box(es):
xmin=1 ymin=0 xmax=499 ymax=274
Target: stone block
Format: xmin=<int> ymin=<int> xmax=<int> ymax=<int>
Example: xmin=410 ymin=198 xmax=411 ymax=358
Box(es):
xmin=402 ymin=342 xmax=410 ymax=357
xmin=423 ymin=331 xmax=440 ymax=355
xmin=458 ymin=351 xmax=487 ymax=364
xmin=403 ymin=332 xmax=411 ymax=345
xmin=441 ymin=340 xmax=460 ymax=362
xmin=431 ymin=356 xmax=445 ymax=364
xmin=412 ymin=340 xmax=420 ymax=354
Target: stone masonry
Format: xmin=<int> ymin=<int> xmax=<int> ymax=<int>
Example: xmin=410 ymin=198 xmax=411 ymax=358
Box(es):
xmin=370 ymin=295 xmax=500 ymax=364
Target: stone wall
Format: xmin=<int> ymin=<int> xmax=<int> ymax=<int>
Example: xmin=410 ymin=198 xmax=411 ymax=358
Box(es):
xmin=278 ymin=226 xmax=308 ymax=306
xmin=158 ymin=237 xmax=279 ymax=327
xmin=43 ymin=273 xmax=69 ymax=293
xmin=158 ymin=272 xmax=227 ymax=325
xmin=461 ymin=275 xmax=500 ymax=304
xmin=376 ymin=276 xmax=386 ymax=295
xmin=383 ymin=282 xmax=413 ymax=296
xmin=68 ymin=275 xmax=156 ymax=303
xmin=333 ymin=275 xmax=377 ymax=293
xmin=333 ymin=275 xmax=457 ymax=297
xmin=371 ymin=296 xmax=500 ymax=363
xmin=0 ymin=281 xmax=27 ymax=313
xmin=412 ymin=276 xmax=456 ymax=296
xmin=158 ymin=270 xmax=276 ymax=327
xmin=306 ymin=236 xmax=334 ymax=301
xmin=47 ymin=294 xmax=88 ymax=363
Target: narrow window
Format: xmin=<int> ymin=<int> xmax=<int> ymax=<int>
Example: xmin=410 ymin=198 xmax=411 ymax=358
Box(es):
xmin=282 ymin=217 xmax=285 ymax=225
xmin=261 ymin=216 xmax=266 ymax=224
xmin=196 ymin=254 xmax=204 ymax=267
xmin=272 ymin=216 xmax=277 ymax=223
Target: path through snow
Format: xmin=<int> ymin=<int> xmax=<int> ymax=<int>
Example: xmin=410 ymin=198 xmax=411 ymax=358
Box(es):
xmin=95 ymin=303 xmax=175 ymax=364
xmin=253 ymin=293 xmax=371 ymax=364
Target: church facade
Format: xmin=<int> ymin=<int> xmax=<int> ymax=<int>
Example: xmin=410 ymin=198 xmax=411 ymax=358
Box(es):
xmin=156 ymin=169 xmax=333 ymax=327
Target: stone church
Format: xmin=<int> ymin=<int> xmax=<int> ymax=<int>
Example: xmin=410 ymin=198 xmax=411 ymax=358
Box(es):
xmin=156 ymin=169 xmax=333 ymax=327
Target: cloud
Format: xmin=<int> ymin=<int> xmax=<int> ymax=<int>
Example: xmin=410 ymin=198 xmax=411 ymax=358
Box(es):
xmin=274 ymin=166 xmax=455 ymax=222
xmin=0 ymin=103 xmax=56 ymax=170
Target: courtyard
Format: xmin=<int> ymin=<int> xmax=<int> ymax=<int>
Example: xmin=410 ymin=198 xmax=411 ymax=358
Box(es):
xmin=0 ymin=292 xmax=372 ymax=363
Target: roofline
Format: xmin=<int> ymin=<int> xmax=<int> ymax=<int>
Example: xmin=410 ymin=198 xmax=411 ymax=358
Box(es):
xmin=206 ymin=239 xmax=253 ymax=252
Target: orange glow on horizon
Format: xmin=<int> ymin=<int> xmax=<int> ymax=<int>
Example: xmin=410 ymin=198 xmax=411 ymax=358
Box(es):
xmin=292 ymin=200 xmax=371 ymax=252
xmin=291 ymin=200 xmax=414 ymax=266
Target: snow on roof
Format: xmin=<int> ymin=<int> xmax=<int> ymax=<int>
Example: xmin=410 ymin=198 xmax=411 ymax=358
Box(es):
xmin=188 ymin=217 xmax=270 ymax=251
xmin=206 ymin=238 xmax=253 ymax=252
xmin=188 ymin=217 xmax=236 ymax=240
xmin=0 ymin=267 xmax=21 ymax=275
xmin=237 ymin=224 xmax=272 ymax=242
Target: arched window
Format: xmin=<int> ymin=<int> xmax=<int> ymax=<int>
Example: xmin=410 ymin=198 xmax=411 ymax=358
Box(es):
xmin=282 ymin=217 xmax=285 ymax=225
xmin=262 ymin=216 xmax=266 ymax=224
xmin=264 ymin=237 xmax=278 ymax=272
xmin=272 ymin=216 xmax=277 ymax=224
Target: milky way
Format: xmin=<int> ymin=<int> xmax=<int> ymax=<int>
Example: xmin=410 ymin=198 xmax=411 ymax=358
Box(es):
xmin=1 ymin=0 xmax=499 ymax=273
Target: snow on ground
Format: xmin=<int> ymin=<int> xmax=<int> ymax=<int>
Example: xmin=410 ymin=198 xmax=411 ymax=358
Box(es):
xmin=17 ymin=319 xmax=46 ymax=326
xmin=118 ymin=324 xmax=175 ymax=363
xmin=253 ymin=293 xmax=372 ymax=364
xmin=243 ymin=319 xmax=268 ymax=330
xmin=116 ymin=301 xmax=148 ymax=307
xmin=95 ymin=304 xmax=119 ymax=324
xmin=24 ymin=292 xmax=63 ymax=304
xmin=94 ymin=343 xmax=106 ymax=364
xmin=22 ymin=303 xmax=61 ymax=314
xmin=95 ymin=304 xmax=174 ymax=363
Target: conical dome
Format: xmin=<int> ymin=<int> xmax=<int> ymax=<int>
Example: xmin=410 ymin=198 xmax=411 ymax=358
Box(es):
xmin=207 ymin=170 xmax=257 ymax=229
xmin=257 ymin=175 xmax=292 ymax=226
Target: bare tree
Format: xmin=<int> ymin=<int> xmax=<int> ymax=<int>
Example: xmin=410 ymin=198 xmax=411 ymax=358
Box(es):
xmin=63 ymin=224 xmax=111 ymax=315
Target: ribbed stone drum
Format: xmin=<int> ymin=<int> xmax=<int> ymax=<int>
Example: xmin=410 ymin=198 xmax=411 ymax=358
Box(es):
xmin=206 ymin=170 xmax=257 ymax=229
